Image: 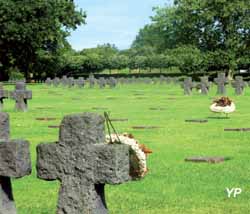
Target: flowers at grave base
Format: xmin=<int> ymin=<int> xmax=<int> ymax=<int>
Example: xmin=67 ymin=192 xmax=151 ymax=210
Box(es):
xmin=210 ymin=96 xmax=236 ymax=114
xmin=105 ymin=133 xmax=152 ymax=180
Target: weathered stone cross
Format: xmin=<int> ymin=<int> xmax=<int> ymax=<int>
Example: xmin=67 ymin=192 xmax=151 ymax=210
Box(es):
xmin=214 ymin=73 xmax=228 ymax=95
xmin=182 ymin=77 xmax=194 ymax=95
xmin=10 ymin=82 xmax=32 ymax=111
xmin=0 ymin=83 xmax=8 ymax=111
xmin=232 ymin=76 xmax=246 ymax=95
xmin=0 ymin=112 xmax=31 ymax=214
xmin=36 ymin=113 xmax=131 ymax=214
xmin=199 ymin=76 xmax=210 ymax=95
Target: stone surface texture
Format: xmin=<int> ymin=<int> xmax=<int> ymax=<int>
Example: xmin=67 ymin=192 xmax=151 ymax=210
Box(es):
xmin=36 ymin=113 xmax=131 ymax=214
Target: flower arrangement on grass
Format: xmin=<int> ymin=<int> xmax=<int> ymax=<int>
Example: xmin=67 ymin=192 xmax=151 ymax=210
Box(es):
xmin=106 ymin=133 xmax=152 ymax=180
xmin=210 ymin=96 xmax=236 ymax=116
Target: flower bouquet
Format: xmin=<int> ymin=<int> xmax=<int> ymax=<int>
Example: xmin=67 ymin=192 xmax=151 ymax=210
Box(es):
xmin=106 ymin=133 xmax=152 ymax=180
xmin=210 ymin=97 xmax=236 ymax=115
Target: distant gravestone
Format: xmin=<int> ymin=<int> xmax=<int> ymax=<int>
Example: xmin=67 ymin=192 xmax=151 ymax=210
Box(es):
xmin=0 ymin=112 xmax=31 ymax=214
xmin=0 ymin=83 xmax=8 ymax=111
xmin=76 ymin=77 xmax=85 ymax=88
xmin=182 ymin=77 xmax=194 ymax=95
xmin=98 ymin=77 xmax=106 ymax=89
xmin=108 ymin=77 xmax=117 ymax=88
xmin=159 ymin=75 xmax=165 ymax=85
xmin=173 ymin=77 xmax=179 ymax=84
xmin=88 ymin=75 xmax=96 ymax=88
xmin=61 ymin=76 xmax=68 ymax=87
xmin=67 ymin=77 xmax=75 ymax=88
xmin=166 ymin=77 xmax=172 ymax=84
xmin=232 ymin=76 xmax=246 ymax=95
xmin=200 ymin=76 xmax=210 ymax=95
xmin=45 ymin=77 xmax=52 ymax=86
xmin=36 ymin=113 xmax=131 ymax=214
xmin=214 ymin=73 xmax=228 ymax=95
xmin=53 ymin=77 xmax=60 ymax=87
xmin=10 ymin=82 xmax=32 ymax=111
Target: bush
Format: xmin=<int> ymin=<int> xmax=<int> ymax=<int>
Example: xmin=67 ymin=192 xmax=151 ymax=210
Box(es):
xmin=8 ymin=67 xmax=25 ymax=80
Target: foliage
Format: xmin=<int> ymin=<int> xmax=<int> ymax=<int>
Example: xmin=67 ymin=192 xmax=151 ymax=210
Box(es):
xmin=0 ymin=0 xmax=86 ymax=80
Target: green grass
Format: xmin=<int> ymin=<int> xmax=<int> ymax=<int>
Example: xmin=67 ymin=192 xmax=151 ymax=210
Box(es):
xmin=3 ymin=82 xmax=250 ymax=214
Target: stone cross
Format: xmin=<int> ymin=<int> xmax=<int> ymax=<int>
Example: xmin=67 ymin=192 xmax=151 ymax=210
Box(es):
xmin=98 ymin=77 xmax=106 ymax=89
xmin=45 ymin=77 xmax=52 ymax=86
xmin=61 ymin=76 xmax=68 ymax=87
xmin=0 ymin=112 xmax=31 ymax=214
xmin=88 ymin=76 xmax=96 ymax=88
xmin=53 ymin=77 xmax=60 ymax=87
xmin=36 ymin=113 xmax=131 ymax=214
xmin=76 ymin=77 xmax=85 ymax=88
xmin=10 ymin=82 xmax=32 ymax=111
xmin=67 ymin=77 xmax=75 ymax=88
xmin=199 ymin=76 xmax=210 ymax=95
xmin=214 ymin=73 xmax=228 ymax=95
xmin=232 ymin=76 xmax=246 ymax=95
xmin=182 ymin=77 xmax=194 ymax=95
xmin=0 ymin=83 xmax=8 ymax=111
xmin=107 ymin=77 xmax=117 ymax=88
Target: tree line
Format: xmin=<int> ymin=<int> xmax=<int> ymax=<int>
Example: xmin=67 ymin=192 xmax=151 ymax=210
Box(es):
xmin=0 ymin=0 xmax=249 ymax=81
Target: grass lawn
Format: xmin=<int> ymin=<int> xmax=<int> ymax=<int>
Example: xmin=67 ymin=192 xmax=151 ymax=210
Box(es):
xmin=3 ymin=82 xmax=250 ymax=214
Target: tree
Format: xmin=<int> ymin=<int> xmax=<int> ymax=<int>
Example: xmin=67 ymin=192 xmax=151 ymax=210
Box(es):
xmin=0 ymin=0 xmax=86 ymax=80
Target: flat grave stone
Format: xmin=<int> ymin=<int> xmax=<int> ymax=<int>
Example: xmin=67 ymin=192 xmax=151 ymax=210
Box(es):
xmin=149 ymin=107 xmax=167 ymax=111
xmin=224 ymin=128 xmax=250 ymax=132
xmin=132 ymin=126 xmax=161 ymax=130
xmin=92 ymin=107 xmax=109 ymax=110
xmin=36 ymin=117 xmax=57 ymax=121
xmin=37 ymin=113 xmax=131 ymax=214
xmin=48 ymin=125 xmax=60 ymax=129
xmin=0 ymin=112 xmax=31 ymax=214
xmin=110 ymin=118 xmax=128 ymax=122
xmin=185 ymin=119 xmax=208 ymax=123
xmin=185 ymin=156 xmax=226 ymax=164
xmin=10 ymin=82 xmax=32 ymax=111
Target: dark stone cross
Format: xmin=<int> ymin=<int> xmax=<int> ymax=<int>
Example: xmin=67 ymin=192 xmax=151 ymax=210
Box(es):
xmin=232 ymin=76 xmax=246 ymax=95
xmin=182 ymin=77 xmax=194 ymax=95
xmin=45 ymin=77 xmax=52 ymax=86
xmin=10 ymin=82 xmax=32 ymax=111
xmin=214 ymin=73 xmax=228 ymax=95
xmin=76 ymin=77 xmax=85 ymax=88
xmin=0 ymin=112 xmax=31 ymax=214
xmin=53 ymin=77 xmax=60 ymax=87
xmin=107 ymin=77 xmax=117 ymax=88
xmin=98 ymin=77 xmax=106 ymax=89
xmin=36 ymin=113 xmax=131 ymax=214
xmin=199 ymin=76 xmax=210 ymax=95
xmin=0 ymin=83 xmax=8 ymax=111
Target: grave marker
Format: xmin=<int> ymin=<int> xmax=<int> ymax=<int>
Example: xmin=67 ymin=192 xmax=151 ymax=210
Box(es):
xmin=182 ymin=77 xmax=194 ymax=95
xmin=36 ymin=113 xmax=131 ymax=214
xmin=0 ymin=83 xmax=8 ymax=111
xmin=0 ymin=112 xmax=31 ymax=214
xmin=232 ymin=76 xmax=246 ymax=95
xmin=10 ymin=82 xmax=32 ymax=111
xmin=199 ymin=76 xmax=210 ymax=95
xmin=214 ymin=73 xmax=228 ymax=95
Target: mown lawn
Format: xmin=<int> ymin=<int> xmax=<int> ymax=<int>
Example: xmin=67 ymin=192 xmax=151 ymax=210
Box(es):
xmin=3 ymin=82 xmax=250 ymax=214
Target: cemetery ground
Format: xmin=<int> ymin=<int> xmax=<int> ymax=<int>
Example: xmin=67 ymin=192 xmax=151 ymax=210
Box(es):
xmin=3 ymin=83 xmax=250 ymax=214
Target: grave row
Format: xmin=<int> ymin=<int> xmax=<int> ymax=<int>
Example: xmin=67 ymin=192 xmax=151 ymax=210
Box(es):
xmin=0 ymin=82 xmax=32 ymax=111
xmin=0 ymin=112 xmax=133 ymax=214
xmin=45 ymin=75 xmax=181 ymax=88
xmin=182 ymin=74 xmax=247 ymax=95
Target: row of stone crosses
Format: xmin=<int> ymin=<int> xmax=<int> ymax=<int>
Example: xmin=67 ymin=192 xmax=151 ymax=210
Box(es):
xmin=0 ymin=82 xmax=32 ymax=112
xmin=45 ymin=75 xmax=181 ymax=88
xmin=182 ymin=73 xmax=247 ymax=95
xmin=0 ymin=112 xmax=132 ymax=214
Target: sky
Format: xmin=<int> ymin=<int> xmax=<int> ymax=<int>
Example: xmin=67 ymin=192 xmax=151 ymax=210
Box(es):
xmin=67 ymin=0 xmax=172 ymax=51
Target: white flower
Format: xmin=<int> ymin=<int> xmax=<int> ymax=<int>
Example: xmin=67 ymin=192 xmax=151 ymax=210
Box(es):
xmin=105 ymin=134 xmax=147 ymax=179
